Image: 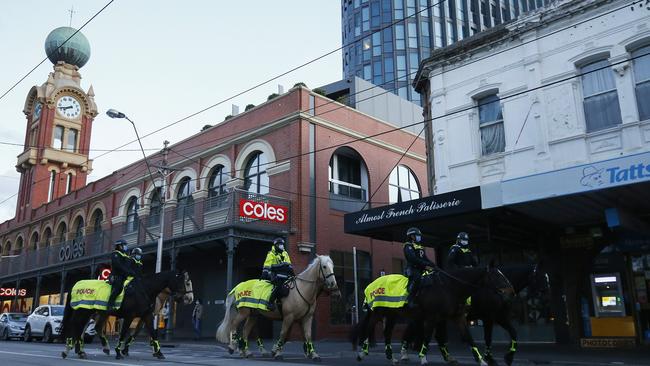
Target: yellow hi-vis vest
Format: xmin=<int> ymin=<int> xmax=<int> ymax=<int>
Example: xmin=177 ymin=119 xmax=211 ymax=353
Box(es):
xmin=263 ymin=250 xmax=292 ymax=269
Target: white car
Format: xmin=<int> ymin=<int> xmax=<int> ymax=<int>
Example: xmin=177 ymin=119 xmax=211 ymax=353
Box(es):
xmin=24 ymin=305 xmax=64 ymax=343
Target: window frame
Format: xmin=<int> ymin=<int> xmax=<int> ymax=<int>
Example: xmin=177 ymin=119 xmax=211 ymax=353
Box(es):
xmin=388 ymin=165 xmax=421 ymax=203
xmin=176 ymin=177 xmax=196 ymax=218
xmin=477 ymin=93 xmax=506 ymax=156
xmin=632 ymin=45 xmax=650 ymax=121
xmin=579 ymin=58 xmax=622 ymax=132
xmin=244 ymin=151 xmax=269 ymax=195
xmin=125 ymin=196 xmax=139 ymax=233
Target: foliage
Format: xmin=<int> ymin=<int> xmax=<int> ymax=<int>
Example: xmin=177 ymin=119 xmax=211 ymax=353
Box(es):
xmin=245 ymin=104 xmax=255 ymax=111
xmin=267 ymin=93 xmax=279 ymax=101
xmin=313 ymin=88 xmax=327 ymax=96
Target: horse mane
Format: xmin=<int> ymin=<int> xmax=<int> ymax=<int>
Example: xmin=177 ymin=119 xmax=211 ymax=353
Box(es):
xmin=300 ymin=254 xmax=333 ymax=274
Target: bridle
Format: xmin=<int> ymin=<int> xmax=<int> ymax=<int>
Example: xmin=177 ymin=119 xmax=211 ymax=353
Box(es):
xmin=439 ymin=267 xmax=513 ymax=299
xmin=169 ymin=272 xmax=193 ymax=302
xmin=292 ymin=258 xmax=338 ymax=317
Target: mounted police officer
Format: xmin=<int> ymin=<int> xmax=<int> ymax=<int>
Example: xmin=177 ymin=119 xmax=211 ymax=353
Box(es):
xmin=130 ymin=247 xmax=144 ymax=278
xmin=404 ymin=227 xmax=437 ymax=308
xmin=447 ymin=232 xmax=478 ymax=269
xmin=262 ymin=238 xmax=294 ymax=311
xmin=107 ymin=239 xmax=136 ymax=310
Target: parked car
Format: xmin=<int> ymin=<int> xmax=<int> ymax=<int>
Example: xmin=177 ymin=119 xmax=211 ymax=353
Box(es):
xmin=0 ymin=312 xmax=27 ymax=340
xmin=24 ymin=305 xmax=64 ymax=343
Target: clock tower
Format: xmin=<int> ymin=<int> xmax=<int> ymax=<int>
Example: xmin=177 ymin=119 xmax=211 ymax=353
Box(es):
xmin=15 ymin=27 xmax=97 ymax=222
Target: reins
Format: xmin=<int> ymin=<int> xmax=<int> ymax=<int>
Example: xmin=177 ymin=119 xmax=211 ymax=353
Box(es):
xmin=290 ymin=257 xmax=337 ymax=319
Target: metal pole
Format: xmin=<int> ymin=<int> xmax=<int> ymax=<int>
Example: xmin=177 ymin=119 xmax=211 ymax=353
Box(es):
xmin=352 ymin=246 xmax=359 ymax=325
xmin=156 ymin=141 xmax=170 ymax=274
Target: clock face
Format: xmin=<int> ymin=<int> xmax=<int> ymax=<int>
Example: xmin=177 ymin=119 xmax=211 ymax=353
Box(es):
xmin=56 ymin=96 xmax=82 ymax=119
xmin=33 ymin=102 xmax=42 ymax=121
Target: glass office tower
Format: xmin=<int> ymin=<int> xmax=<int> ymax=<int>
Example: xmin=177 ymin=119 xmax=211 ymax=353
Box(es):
xmin=341 ymin=0 xmax=553 ymax=104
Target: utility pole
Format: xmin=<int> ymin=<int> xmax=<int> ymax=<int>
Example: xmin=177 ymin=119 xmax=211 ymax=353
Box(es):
xmin=155 ymin=140 xmax=170 ymax=274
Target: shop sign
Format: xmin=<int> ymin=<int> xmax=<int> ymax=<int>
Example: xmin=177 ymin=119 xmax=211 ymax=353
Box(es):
xmin=0 ymin=288 xmax=27 ymax=297
xmin=580 ymin=338 xmax=635 ymax=348
xmin=58 ymin=240 xmax=86 ymax=262
xmin=98 ymin=268 xmax=111 ymax=281
xmin=345 ymin=187 xmax=481 ymax=233
xmin=496 ymin=151 xmax=650 ymax=207
xmin=239 ymin=199 xmax=288 ymax=223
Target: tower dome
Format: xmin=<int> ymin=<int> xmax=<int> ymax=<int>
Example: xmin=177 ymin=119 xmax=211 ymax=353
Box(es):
xmin=44 ymin=27 xmax=91 ymax=68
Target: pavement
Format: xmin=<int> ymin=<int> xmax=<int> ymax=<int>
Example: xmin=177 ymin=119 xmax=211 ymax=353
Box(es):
xmin=0 ymin=337 xmax=649 ymax=366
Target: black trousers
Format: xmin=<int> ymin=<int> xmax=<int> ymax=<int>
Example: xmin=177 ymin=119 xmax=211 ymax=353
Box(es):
xmin=108 ymin=276 xmax=125 ymax=306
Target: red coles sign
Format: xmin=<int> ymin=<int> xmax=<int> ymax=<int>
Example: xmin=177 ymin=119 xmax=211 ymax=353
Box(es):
xmin=239 ymin=199 xmax=288 ymax=223
xmin=98 ymin=268 xmax=111 ymax=281
xmin=0 ymin=288 xmax=27 ymax=297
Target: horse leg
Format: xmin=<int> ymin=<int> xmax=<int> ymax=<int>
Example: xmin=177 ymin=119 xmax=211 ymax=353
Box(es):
xmin=115 ymin=316 xmax=132 ymax=359
xmin=496 ymin=316 xmax=518 ymax=366
xmin=357 ymin=310 xmax=380 ymax=361
xmin=384 ymin=314 xmax=398 ymax=365
xmin=434 ymin=320 xmax=457 ymax=365
xmin=454 ymin=314 xmax=486 ymax=366
xmin=271 ymin=314 xmax=295 ymax=360
xmin=417 ymin=320 xmax=436 ymax=366
xmin=74 ymin=312 xmax=89 ymax=359
xmin=483 ymin=319 xmax=497 ymax=366
xmin=257 ymin=337 xmax=269 ymax=357
xmin=141 ymin=312 xmax=166 ymax=360
xmin=123 ymin=318 xmax=143 ymax=357
xmin=300 ymin=313 xmax=320 ymax=361
xmin=93 ymin=313 xmax=110 ymax=356
xmin=239 ymin=317 xmax=255 ymax=358
xmin=228 ymin=310 xmax=250 ymax=355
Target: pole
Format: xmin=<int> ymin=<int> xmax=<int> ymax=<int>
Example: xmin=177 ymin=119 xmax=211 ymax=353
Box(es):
xmin=352 ymin=246 xmax=359 ymax=325
xmin=156 ymin=141 xmax=170 ymax=274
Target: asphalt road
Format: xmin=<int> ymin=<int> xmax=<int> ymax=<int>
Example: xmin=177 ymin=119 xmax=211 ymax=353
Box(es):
xmin=0 ymin=338 xmax=649 ymax=366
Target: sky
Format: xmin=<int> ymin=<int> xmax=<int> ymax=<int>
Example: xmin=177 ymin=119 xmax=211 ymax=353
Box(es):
xmin=0 ymin=1 xmax=342 ymax=222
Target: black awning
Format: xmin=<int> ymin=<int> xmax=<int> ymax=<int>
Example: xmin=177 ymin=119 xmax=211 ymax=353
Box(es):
xmin=344 ymin=187 xmax=482 ymax=243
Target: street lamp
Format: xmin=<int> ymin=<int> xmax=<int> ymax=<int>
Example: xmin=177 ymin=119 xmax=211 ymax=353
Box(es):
xmin=106 ymin=109 xmax=165 ymax=274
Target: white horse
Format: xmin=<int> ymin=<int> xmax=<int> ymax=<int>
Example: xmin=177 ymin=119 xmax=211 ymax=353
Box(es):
xmin=216 ymin=255 xmax=340 ymax=361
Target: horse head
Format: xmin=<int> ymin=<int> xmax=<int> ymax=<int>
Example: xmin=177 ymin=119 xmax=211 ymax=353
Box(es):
xmin=486 ymin=259 xmax=515 ymax=301
xmin=169 ymin=270 xmax=194 ymax=305
xmin=527 ymin=260 xmax=550 ymax=299
xmin=316 ymin=255 xmax=341 ymax=298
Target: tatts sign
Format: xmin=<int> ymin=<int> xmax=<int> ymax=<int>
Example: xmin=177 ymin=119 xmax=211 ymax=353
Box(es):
xmin=239 ymin=199 xmax=288 ymax=223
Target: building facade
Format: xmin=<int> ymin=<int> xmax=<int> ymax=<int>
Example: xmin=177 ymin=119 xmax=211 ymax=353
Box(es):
xmin=0 ymin=28 xmax=428 ymax=339
xmin=340 ymin=0 xmax=553 ymax=104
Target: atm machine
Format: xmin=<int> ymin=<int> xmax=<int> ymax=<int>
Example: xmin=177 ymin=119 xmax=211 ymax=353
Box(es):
xmin=588 ymin=273 xmax=636 ymax=340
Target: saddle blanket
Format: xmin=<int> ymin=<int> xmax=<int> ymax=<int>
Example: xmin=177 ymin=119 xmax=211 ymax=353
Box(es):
xmin=70 ymin=278 xmax=133 ymax=310
xmin=230 ymin=279 xmax=273 ymax=311
xmin=364 ymin=274 xmax=408 ymax=310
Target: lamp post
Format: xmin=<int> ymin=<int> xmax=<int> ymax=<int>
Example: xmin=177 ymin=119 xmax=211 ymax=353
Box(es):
xmin=106 ymin=109 xmax=164 ymax=273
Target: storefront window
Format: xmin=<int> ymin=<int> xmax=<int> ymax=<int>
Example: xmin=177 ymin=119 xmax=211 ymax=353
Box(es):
xmin=330 ymin=250 xmax=372 ymax=324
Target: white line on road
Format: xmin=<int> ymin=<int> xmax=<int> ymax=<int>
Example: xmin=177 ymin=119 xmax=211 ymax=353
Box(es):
xmin=0 ymin=350 xmax=144 ymax=366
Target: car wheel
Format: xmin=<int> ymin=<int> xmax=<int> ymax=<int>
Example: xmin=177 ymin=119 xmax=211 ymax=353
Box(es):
xmin=24 ymin=325 xmax=32 ymax=342
xmin=1 ymin=329 xmax=9 ymax=341
xmin=43 ymin=325 xmax=53 ymax=343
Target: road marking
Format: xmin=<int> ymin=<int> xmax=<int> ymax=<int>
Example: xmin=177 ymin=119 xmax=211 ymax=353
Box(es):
xmin=0 ymin=350 xmax=143 ymax=366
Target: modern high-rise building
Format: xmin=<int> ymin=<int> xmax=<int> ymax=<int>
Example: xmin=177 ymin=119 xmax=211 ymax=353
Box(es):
xmin=341 ymin=0 xmax=554 ymax=104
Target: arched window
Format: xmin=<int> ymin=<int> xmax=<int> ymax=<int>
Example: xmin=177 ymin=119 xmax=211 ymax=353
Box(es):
xmin=389 ymin=165 xmax=420 ymax=204
xmin=56 ymin=222 xmax=67 ymax=244
xmin=176 ymin=177 xmax=195 ymax=218
xmin=30 ymin=232 xmax=39 ymax=251
xmin=43 ymin=228 xmax=52 ymax=248
xmin=329 ymin=147 xmax=368 ymax=201
xmin=244 ymin=152 xmax=269 ymax=194
xmin=15 ymin=237 xmax=24 ymax=255
xmin=149 ymin=188 xmax=162 ymax=226
xmin=91 ymin=210 xmax=103 ymax=234
xmin=207 ymin=165 xmax=227 ymax=209
xmin=73 ymin=217 xmax=84 ymax=241
xmin=2 ymin=241 xmax=10 ymax=256
xmin=125 ymin=197 xmax=139 ymax=233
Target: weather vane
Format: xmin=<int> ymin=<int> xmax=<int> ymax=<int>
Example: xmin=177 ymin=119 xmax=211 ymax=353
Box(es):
xmin=68 ymin=5 xmax=76 ymax=27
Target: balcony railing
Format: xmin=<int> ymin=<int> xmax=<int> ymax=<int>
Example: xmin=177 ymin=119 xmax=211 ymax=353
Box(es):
xmin=0 ymin=190 xmax=291 ymax=278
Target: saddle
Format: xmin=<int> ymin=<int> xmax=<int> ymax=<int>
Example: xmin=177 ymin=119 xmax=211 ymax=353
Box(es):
xmin=70 ymin=277 xmax=134 ymax=311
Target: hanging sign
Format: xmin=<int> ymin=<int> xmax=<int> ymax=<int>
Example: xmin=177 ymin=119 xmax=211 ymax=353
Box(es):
xmin=239 ymin=199 xmax=288 ymax=223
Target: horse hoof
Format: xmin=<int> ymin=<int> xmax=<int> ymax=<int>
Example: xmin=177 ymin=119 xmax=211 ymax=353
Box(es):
xmin=155 ymin=352 xmax=166 ymax=360
xmin=102 ymin=348 xmax=110 ymax=355
xmin=116 ymin=354 xmax=123 ymax=360
xmin=313 ymin=355 xmax=322 ymax=362
xmin=79 ymin=352 xmax=87 ymax=360
xmin=275 ymin=354 xmax=284 ymax=361
xmin=61 ymin=352 xmax=67 ymax=359
xmin=228 ymin=347 xmax=235 ymax=355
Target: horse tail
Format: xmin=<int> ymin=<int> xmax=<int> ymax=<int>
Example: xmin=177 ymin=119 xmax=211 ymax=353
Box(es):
xmin=60 ymin=291 xmax=74 ymax=340
xmin=216 ymin=291 xmax=237 ymax=344
xmin=350 ymin=306 xmax=372 ymax=350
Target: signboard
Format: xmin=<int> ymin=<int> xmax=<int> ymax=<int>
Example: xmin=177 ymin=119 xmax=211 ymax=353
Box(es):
xmin=344 ymin=187 xmax=481 ymax=234
xmin=580 ymin=338 xmax=635 ymax=348
xmin=497 ymin=151 xmax=650 ymax=207
xmin=58 ymin=240 xmax=85 ymax=262
xmin=98 ymin=268 xmax=111 ymax=281
xmin=239 ymin=199 xmax=288 ymax=223
xmin=0 ymin=288 xmax=27 ymax=297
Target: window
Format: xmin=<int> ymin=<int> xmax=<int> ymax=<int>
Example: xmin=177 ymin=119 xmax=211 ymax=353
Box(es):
xmin=56 ymin=222 xmax=67 ymax=244
xmin=207 ymin=165 xmax=227 ymax=210
xmin=47 ymin=170 xmax=56 ymax=202
xmin=395 ymin=24 xmax=405 ymax=50
xmin=362 ymin=6 xmax=370 ymax=31
xmin=176 ymin=177 xmax=195 ymax=218
xmin=149 ymin=188 xmax=162 ymax=226
xmin=73 ymin=217 xmax=84 ymax=241
xmin=371 ymin=1 xmax=381 ymax=27
xmin=373 ymin=60 xmax=383 ymax=85
xmin=420 ymin=0 xmax=429 ymax=17
xmin=382 ymin=0 xmax=392 ymax=22
xmin=394 ymin=0 xmax=403 ymax=19
xmin=581 ymin=59 xmax=622 ymax=132
xmin=372 ymin=32 xmax=381 ymax=57
xmin=30 ymin=232 xmax=39 ymax=251
xmin=125 ymin=196 xmax=139 ymax=233
xmin=421 ymin=21 xmax=431 ymax=49
xmin=410 ymin=85 xmax=421 ymax=104
xmin=458 ymin=0 xmax=467 ymax=21
xmin=633 ymin=45 xmax=650 ymax=121
xmin=446 ymin=20 xmax=455 ymax=45
xmin=363 ymin=64 xmax=372 ymax=80
xmin=330 ymin=250 xmax=371 ymax=324
xmin=92 ymin=209 xmax=103 ymax=234
xmin=383 ymin=28 xmax=393 ymax=52
xmin=354 ymin=12 xmax=361 ymax=36
xmin=384 ymin=56 xmax=395 ymax=83
xmin=363 ymin=37 xmax=371 ymax=61
xmin=43 ymin=228 xmax=52 ymax=247
xmin=66 ymin=129 xmax=78 ymax=152
xmin=433 ymin=2 xmax=440 ymax=17
xmin=397 ymin=55 xmax=407 ymax=81
xmin=65 ymin=173 xmax=73 ymax=194
xmin=409 ymin=51 xmax=419 ymax=77
xmin=308 ymin=94 xmax=315 ymax=115
xmin=53 ymin=126 xmax=64 ymax=149
xmin=478 ymin=94 xmax=505 ymax=155
xmin=244 ymin=151 xmax=269 ymax=194
xmin=389 ymin=165 xmax=420 ymax=203
xmin=14 ymin=237 xmax=23 ymax=255
xmin=329 ymin=149 xmax=368 ymax=201
xmin=434 ymin=21 xmax=443 ymax=47
xmin=407 ymin=22 xmax=417 ymax=48
xmin=406 ymin=0 xmax=415 ymax=16
xmin=398 ymin=86 xmax=408 ymax=99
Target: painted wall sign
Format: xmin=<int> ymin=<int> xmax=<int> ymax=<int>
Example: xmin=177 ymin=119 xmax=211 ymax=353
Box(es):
xmin=239 ymin=199 xmax=288 ymax=223
xmin=0 ymin=288 xmax=27 ymax=297
xmin=496 ymin=151 xmax=650 ymax=207
xmin=344 ymin=187 xmax=481 ymax=234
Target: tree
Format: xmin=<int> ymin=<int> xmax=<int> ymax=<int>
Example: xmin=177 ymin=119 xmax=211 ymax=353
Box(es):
xmin=293 ymin=82 xmax=307 ymax=88
xmin=267 ymin=93 xmax=279 ymax=101
xmin=201 ymin=124 xmax=212 ymax=131
xmin=224 ymin=115 xmax=233 ymax=121
xmin=245 ymin=104 xmax=255 ymax=111
xmin=313 ymin=88 xmax=327 ymax=96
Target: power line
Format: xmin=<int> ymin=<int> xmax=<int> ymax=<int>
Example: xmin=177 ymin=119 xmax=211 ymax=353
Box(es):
xmin=0 ymin=0 xmax=116 ymax=103
xmin=0 ymin=140 xmax=161 ymax=152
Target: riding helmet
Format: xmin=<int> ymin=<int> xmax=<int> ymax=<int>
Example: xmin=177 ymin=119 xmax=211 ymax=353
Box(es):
xmin=456 ymin=232 xmax=470 ymax=246
xmin=131 ymin=247 xmax=143 ymax=256
xmin=406 ymin=227 xmax=422 ymax=237
xmin=115 ymin=239 xmax=128 ymax=252
xmin=273 ymin=237 xmax=285 ymax=247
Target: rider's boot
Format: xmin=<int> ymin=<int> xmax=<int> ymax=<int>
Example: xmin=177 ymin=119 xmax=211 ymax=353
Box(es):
xmin=267 ymin=287 xmax=278 ymax=311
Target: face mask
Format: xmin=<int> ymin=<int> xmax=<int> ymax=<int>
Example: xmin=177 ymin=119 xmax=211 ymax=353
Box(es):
xmin=135 ymin=255 xmax=142 ymax=261
xmin=277 ymin=245 xmax=285 ymax=251
xmin=414 ymin=235 xmax=422 ymax=243
xmin=460 ymin=240 xmax=469 ymax=246
xmin=123 ymin=245 xmax=128 ymax=252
